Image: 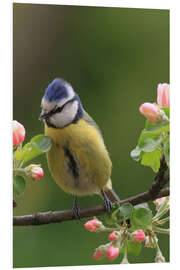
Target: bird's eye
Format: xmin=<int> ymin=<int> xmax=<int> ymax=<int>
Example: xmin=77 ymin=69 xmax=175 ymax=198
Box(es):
xmin=49 ymin=98 xmax=73 ymax=116
xmin=49 ymin=105 xmax=62 ymax=116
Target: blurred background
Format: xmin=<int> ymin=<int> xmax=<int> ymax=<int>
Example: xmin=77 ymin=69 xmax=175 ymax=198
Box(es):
xmin=13 ymin=3 xmax=169 ymax=267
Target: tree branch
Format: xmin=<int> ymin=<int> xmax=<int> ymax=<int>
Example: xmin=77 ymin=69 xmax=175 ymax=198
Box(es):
xmin=119 ymin=186 xmax=169 ymax=205
xmin=148 ymin=155 xmax=169 ymax=199
xmin=13 ymin=157 xmax=169 ymax=227
xmin=13 ymin=187 xmax=169 ymax=227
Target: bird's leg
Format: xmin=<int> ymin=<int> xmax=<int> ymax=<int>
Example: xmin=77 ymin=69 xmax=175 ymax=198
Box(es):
xmin=72 ymin=195 xmax=81 ymax=221
xmin=101 ymin=190 xmax=113 ymax=214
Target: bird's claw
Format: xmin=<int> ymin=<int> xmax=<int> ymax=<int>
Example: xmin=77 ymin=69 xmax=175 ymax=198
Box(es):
xmin=104 ymin=198 xmax=113 ymax=214
xmin=72 ymin=196 xmax=81 ymax=222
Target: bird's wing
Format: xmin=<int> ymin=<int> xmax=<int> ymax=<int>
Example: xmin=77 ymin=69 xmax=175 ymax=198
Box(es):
xmin=83 ymin=110 xmax=104 ymax=142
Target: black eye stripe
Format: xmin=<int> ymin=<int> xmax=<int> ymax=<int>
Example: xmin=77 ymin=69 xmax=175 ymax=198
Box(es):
xmin=52 ymin=106 xmax=64 ymax=114
xmin=49 ymin=97 xmax=75 ymax=117
xmin=47 ymin=106 xmax=63 ymax=117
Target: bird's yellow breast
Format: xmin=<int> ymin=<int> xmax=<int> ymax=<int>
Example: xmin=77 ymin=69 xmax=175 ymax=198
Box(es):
xmin=45 ymin=119 xmax=112 ymax=195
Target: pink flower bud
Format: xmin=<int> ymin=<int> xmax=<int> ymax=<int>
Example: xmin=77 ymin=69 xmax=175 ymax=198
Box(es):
xmin=133 ymin=230 xmax=146 ymax=242
xmin=30 ymin=166 xmax=44 ymax=181
xmin=139 ymin=103 xmax=161 ymax=123
xmin=93 ymin=250 xmax=104 ymax=260
xmin=107 ymin=245 xmax=119 ymax=260
xmin=153 ymin=197 xmax=166 ymax=206
xmin=157 ymin=83 xmax=170 ymax=107
xmin=13 ymin=120 xmax=25 ymax=147
xmin=84 ymin=219 xmax=100 ymax=232
xmin=153 ymin=196 xmax=169 ymax=210
xmin=108 ymin=232 xmax=118 ymax=241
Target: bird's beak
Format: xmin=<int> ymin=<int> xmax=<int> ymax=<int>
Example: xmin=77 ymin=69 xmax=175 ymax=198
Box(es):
xmin=39 ymin=110 xmax=49 ymax=121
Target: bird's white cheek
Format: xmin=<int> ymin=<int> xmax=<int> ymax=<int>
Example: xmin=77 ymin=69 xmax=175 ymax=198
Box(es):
xmin=52 ymin=101 xmax=79 ymax=128
xmin=48 ymin=116 xmax=56 ymax=126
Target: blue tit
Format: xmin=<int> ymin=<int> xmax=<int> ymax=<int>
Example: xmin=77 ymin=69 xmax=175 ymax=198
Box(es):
xmin=39 ymin=78 xmax=120 ymax=218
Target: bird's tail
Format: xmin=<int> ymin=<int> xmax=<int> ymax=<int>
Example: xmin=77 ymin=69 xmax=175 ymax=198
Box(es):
xmin=104 ymin=188 xmax=121 ymax=203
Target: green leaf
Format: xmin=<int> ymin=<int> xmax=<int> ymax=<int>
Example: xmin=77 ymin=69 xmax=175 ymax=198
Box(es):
xmin=131 ymin=207 xmax=152 ymax=231
xmin=130 ymin=146 xmax=141 ymax=161
xmin=145 ymin=120 xmax=169 ymax=134
xmin=14 ymin=134 xmax=52 ymax=164
xmin=31 ymin=134 xmax=52 ymax=152
xmin=118 ymin=203 xmax=133 ymax=220
xmin=161 ymin=107 xmax=170 ymax=118
xmin=139 ymin=138 xmax=161 ymax=152
xmin=127 ymin=241 xmax=142 ymax=256
xmin=141 ymin=149 xmax=162 ymax=172
xmin=104 ymin=212 xmax=117 ymax=225
xmin=121 ymin=241 xmax=142 ymax=256
xmin=134 ymin=202 xmax=150 ymax=210
xmin=111 ymin=203 xmax=133 ymax=223
xmin=104 ymin=203 xmax=119 ymax=224
xmin=13 ymin=175 xmax=26 ymax=196
xmin=164 ymin=140 xmax=170 ymax=168
xmin=138 ymin=130 xmax=163 ymax=152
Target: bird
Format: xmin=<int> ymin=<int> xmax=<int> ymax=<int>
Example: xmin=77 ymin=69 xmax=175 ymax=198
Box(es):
xmin=39 ymin=78 xmax=120 ymax=219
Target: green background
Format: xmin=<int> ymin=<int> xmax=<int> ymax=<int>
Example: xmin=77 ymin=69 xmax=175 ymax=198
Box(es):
xmin=13 ymin=3 xmax=169 ymax=267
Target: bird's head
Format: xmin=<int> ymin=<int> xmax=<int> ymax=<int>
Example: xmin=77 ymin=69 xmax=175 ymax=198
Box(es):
xmin=40 ymin=78 xmax=83 ymax=128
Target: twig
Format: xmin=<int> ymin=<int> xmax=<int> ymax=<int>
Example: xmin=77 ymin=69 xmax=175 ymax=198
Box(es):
xmin=13 ymin=187 xmax=169 ymax=227
xmin=13 ymin=158 xmax=169 ymax=227
xmin=148 ymin=156 xmax=169 ymax=200
xmin=119 ymin=186 xmax=169 ymax=205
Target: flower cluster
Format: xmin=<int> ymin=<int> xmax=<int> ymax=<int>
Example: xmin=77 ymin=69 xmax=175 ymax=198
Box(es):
xmin=131 ymin=83 xmax=170 ymax=173
xmin=84 ymin=196 xmax=169 ymax=264
xmin=13 ymin=120 xmax=51 ymax=198
xmin=13 ymin=120 xmax=26 ymax=147
xmin=84 ymin=218 xmax=147 ymax=263
xmin=139 ymin=83 xmax=169 ymax=123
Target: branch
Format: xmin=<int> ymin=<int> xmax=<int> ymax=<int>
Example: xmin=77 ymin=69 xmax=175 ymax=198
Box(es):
xmin=13 ymin=187 xmax=169 ymax=227
xmin=119 ymin=186 xmax=169 ymax=205
xmin=148 ymin=155 xmax=169 ymax=199
xmin=13 ymin=157 xmax=169 ymax=227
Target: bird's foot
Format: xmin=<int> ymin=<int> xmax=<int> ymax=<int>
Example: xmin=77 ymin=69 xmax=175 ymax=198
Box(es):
xmin=104 ymin=198 xmax=113 ymax=214
xmin=101 ymin=190 xmax=113 ymax=214
xmin=72 ymin=196 xmax=81 ymax=222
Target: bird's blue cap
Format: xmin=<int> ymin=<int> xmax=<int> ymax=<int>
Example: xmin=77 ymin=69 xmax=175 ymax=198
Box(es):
xmin=44 ymin=78 xmax=70 ymax=102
